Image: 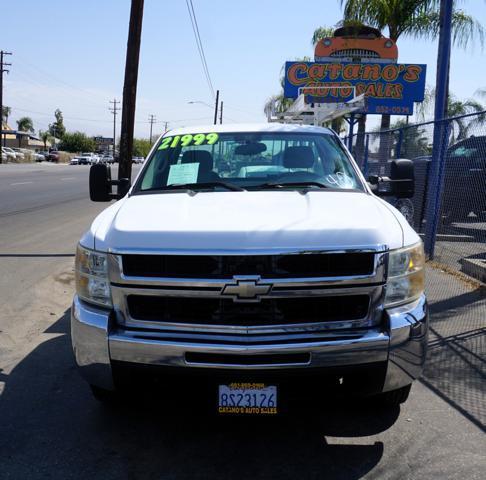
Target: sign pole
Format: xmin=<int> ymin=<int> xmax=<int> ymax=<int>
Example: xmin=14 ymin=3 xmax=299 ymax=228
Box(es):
xmin=424 ymin=0 xmax=453 ymax=258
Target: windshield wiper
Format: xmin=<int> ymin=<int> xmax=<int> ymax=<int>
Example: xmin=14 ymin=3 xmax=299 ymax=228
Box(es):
xmin=141 ymin=181 xmax=245 ymax=194
xmin=253 ymin=181 xmax=328 ymax=191
xmin=166 ymin=181 xmax=245 ymax=192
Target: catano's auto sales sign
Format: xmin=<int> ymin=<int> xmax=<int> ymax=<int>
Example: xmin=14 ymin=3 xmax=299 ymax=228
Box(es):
xmin=284 ymin=61 xmax=427 ymax=115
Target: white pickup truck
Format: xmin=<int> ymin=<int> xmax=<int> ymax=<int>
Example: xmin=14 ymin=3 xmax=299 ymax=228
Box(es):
xmin=72 ymin=123 xmax=427 ymax=414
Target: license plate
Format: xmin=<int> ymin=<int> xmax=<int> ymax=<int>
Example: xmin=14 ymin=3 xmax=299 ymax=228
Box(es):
xmin=218 ymin=383 xmax=278 ymax=415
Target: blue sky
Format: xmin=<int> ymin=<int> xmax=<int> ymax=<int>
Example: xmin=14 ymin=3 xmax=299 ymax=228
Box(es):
xmin=2 ymin=0 xmax=485 ymax=138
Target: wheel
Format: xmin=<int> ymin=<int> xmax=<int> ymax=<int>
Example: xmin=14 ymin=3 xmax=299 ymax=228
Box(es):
xmin=378 ymin=384 xmax=411 ymax=406
xmin=89 ymin=384 xmax=119 ymax=404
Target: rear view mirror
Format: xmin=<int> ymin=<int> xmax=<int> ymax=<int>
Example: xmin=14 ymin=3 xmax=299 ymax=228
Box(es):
xmin=235 ymin=142 xmax=267 ymax=156
xmin=89 ymin=164 xmax=131 ymax=201
xmin=368 ymin=159 xmax=414 ymax=199
xmin=90 ymin=164 xmax=112 ymax=201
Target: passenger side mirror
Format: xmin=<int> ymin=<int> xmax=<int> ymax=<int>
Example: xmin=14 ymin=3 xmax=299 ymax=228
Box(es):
xmin=390 ymin=159 xmax=414 ymax=198
xmin=368 ymin=159 xmax=414 ymax=199
xmin=89 ymin=164 xmax=131 ymax=202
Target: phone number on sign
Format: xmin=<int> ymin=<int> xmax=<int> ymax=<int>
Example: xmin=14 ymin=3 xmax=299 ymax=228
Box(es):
xmin=374 ymin=106 xmax=411 ymax=114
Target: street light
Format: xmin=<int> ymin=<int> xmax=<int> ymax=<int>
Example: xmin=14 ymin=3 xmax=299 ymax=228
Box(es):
xmin=188 ymin=100 xmax=213 ymax=109
xmin=188 ymin=89 xmax=220 ymax=125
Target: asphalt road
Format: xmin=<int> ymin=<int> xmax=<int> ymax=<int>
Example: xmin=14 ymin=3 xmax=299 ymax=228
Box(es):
xmin=0 ymin=163 xmax=484 ymax=479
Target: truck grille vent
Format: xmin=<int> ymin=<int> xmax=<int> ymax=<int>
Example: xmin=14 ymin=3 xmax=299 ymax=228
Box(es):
xmin=330 ymin=49 xmax=380 ymax=58
xmin=122 ymin=253 xmax=374 ymax=279
xmin=126 ymin=295 xmax=370 ymax=326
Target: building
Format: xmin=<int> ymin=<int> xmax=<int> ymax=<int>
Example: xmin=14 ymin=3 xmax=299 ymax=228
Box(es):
xmin=1 ymin=123 xmax=47 ymax=150
xmin=93 ymin=136 xmax=114 ymax=153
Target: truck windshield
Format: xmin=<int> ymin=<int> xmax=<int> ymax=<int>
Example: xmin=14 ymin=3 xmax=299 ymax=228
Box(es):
xmin=135 ymin=131 xmax=364 ymax=193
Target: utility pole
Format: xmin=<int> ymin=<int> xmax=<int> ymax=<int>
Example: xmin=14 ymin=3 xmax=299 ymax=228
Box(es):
xmin=118 ymin=0 xmax=144 ymax=182
xmin=1 ymin=50 xmax=13 ymax=150
xmin=219 ymin=101 xmax=223 ymax=124
xmin=164 ymin=121 xmax=169 ymax=134
xmin=109 ymin=98 xmax=120 ymax=156
xmin=148 ymin=114 xmax=156 ymax=143
xmin=213 ymin=89 xmax=219 ymax=125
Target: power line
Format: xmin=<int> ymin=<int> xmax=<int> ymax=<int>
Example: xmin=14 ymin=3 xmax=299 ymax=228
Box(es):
xmin=109 ymin=98 xmax=120 ymax=155
xmin=185 ymin=0 xmax=215 ymax=99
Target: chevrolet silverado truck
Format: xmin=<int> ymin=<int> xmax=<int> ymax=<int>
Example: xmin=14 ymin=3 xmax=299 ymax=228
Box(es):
xmin=71 ymin=123 xmax=427 ymax=414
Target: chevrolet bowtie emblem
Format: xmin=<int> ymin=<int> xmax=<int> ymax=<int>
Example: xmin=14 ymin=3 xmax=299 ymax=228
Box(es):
xmin=222 ymin=277 xmax=272 ymax=302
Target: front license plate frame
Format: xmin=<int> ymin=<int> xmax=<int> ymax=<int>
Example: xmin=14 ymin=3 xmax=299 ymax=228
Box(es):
xmin=218 ymin=383 xmax=278 ymax=415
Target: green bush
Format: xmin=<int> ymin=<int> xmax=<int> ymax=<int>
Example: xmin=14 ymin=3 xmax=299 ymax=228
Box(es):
xmin=59 ymin=132 xmax=96 ymax=153
xmin=133 ymin=138 xmax=151 ymax=158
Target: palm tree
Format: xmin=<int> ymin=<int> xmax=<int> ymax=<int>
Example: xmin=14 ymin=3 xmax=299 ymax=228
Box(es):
xmin=311 ymin=26 xmax=335 ymax=46
xmin=417 ymin=87 xmax=486 ymax=142
xmin=2 ymin=106 xmax=11 ymax=125
xmin=340 ymin=0 xmax=484 ymax=131
xmin=39 ymin=130 xmax=52 ymax=150
xmin=16 ymin=117 xmax=35 ymax=133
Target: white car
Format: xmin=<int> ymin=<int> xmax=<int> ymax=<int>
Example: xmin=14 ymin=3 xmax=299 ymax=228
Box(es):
xmin=70 ymin=157 xmax=80 ymax=165
xmin=2 ymin=147 xmax=18 ymax=161
xmin=11 ymin=148 xmax=25 ymax=160
xmin=72 ymin=123 xmax=427 ymax=410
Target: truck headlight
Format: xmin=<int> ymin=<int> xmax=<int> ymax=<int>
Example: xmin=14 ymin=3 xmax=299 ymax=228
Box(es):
xmin=75 ymin=244 xmax=112 ymax=307
xmin=385 ymin=242 xmax=425 ymax=307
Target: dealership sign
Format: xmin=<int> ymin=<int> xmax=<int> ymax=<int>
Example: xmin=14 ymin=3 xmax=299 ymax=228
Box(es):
xmin=284 ymin=61 xmax=427 ymax=115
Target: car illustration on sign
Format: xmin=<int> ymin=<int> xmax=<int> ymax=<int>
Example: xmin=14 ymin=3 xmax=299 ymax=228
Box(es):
xmin=315 ymin=26 xmax=398 ymax=64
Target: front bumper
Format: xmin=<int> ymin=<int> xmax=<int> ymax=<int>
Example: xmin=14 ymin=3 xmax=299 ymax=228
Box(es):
xmin=71 ymin=294 xmax=428 ymax=393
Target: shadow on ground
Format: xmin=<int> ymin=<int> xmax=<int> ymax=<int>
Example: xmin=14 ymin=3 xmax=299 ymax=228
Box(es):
xmin=423 ymin=269 xmax=486 ymax=431
xmin=0 ymin=309 xmax=400 ymax=480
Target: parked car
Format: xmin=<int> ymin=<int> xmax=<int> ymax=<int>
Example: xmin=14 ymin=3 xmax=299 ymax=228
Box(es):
xmin=132 ymin=156 xmax=145 ymax=164
xmin=77 ymin=153 xmax=93 ymax=165
xmin=33 ymin=152 xmax=46 ymax=162
xmin=70 ymin=157 xmax=80 ymax=165
xmin=101 ymin=155 xmax=114 ymax=164
xmin=72 ymin=123 xmax=427 ymax=412
xmin=36 ymin=151 xmax=50 ymax=162
xmin=2 ymin=147 xmax=18 ymax=161
xmin=48 ymin=150 xmax=60 ymax=162
xmin=11 ymin=148 xmax=25 ymax=161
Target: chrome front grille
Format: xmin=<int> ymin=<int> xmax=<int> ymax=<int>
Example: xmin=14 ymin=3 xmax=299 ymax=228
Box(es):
xmin=108 ymin=248 xmax=387 ymax=339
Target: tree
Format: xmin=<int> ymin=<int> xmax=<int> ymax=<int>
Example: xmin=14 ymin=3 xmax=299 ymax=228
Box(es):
xmin=132 ymin=138 xmax=151 ymax=157
xmin=340 ymin=0 xmax=484 ymax=132
xmin=16 ymin=116 xmax=34 ymax=133
xmin=39 ymin=130 xmax=53 ymax=150
xmin=2 ymin=106 xmax=11 ymax=124
xmin=311 ymin=26 xmax=335 ymax=46
xmin=58 ymin=132 xmax=96 ymax=153
xmin=49 ymin=109 xmax=66 ymax=138
xmin=417 ymin=87 xmax=486 ymax=142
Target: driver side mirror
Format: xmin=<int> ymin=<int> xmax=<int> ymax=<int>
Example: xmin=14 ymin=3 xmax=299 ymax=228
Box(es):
xmin=368 ymin=159 xmax=414 ymax=198
xmin=89 ymin=164 xmax=131 ymax=202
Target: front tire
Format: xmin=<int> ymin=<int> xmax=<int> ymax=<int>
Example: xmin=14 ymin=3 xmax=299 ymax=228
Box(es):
xmin=378 ymin=384 xmax=411 ymax=406
xmin=90 ymin=384 xmax=119 ymax=404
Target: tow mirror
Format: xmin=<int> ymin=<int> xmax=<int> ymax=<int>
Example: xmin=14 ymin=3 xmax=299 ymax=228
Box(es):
xmin=89 ymin=164 xmax=131 ymax=202
xmin=368 ymin=159 xmax=414 ymax=198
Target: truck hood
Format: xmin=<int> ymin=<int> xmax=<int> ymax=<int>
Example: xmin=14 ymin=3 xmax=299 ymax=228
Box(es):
xmin=85 ymin=191 xmax=415 ymax=253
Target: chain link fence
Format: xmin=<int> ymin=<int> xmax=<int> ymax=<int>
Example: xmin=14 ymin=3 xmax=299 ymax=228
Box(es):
xmin=345 ymin=111 xmax=486 ymax=284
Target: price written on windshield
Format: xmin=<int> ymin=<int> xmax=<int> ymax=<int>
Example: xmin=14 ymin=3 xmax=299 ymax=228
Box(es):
xmin=158 ymin=133 xmax=219 ymax=150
